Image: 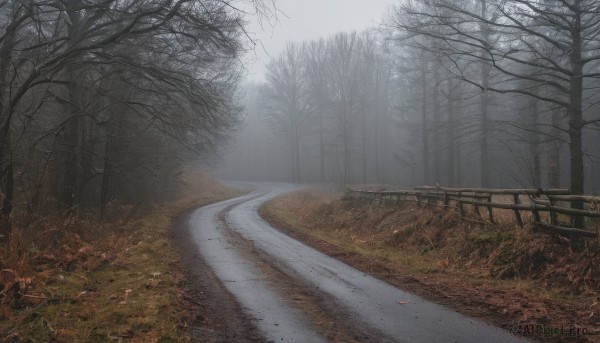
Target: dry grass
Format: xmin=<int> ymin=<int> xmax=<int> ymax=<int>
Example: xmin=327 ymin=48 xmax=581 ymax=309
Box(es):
xmin=0 ymin=169 xmax=241 ymax=342
xmin=262 ymin=188 xmax=600 ymax=341
xmin=262 ymin=187 xmax=600 ymax=299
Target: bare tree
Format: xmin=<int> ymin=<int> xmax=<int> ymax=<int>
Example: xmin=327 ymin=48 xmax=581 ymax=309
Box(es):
xmin=326 ymin=32 xmax=362 ymax=184
xmin=263 ymin=42 xmax=311 ymax=182
xmin=391 ymin=0 xmax=600 ymax=226
xmin=305 ymin=39 xmax=329 ymax=182
xmin=0 ymin=0 xmax=272 ymax=237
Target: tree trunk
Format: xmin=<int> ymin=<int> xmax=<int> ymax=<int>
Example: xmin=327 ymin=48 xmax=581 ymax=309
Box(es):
xmin=420 ymin=53 xmax=430 ymax=185
xmin=294 ymin=122 xmax=301 ymax=183
xmin=100 ymin=100 xmax=126 ymax=218
xmin=342 ymin=91 xmax=353 ymax=185
xmin=290 ymin=124 xmax=297 ymax=183
xmin=569 ymin=121 xmax=584 ymax=227
xmin=361 ymin=96 xmax=367 ymax=184
xmin=374 ymin=69 xmax=386 ymax=183
xmin=432 ymin=63 xmax=441 ymax=184
xmin=529 ymin=98 xmax=541 ymax=188
xmin=455 ymin=90 xmax=463 ymax=187
xmin=61 ymin=1 xmax=83 ymax=209
xmin=547 ymin=108 xmax=561 ymax=188
xmin=61 ymin=65 xmax=81 ymax=208
xmin=569 ymin=12 xmax=585 ymax=228
xmin=100 ymin=132 xmax=115 ymax=218
xmin=0 ymin=159 xmax=13 ymax=238
xmin=479 ymin=0 xmax=491 ymax=188
xmin=447 ymin=79 xmax=456 ymax=187
xmin=319 ymin=112 xmax=325 ymax=182
xmin=0 ymin=11 xmax=18 ymax=235
xmin=343 ymin=111 xmax=349 ymax=184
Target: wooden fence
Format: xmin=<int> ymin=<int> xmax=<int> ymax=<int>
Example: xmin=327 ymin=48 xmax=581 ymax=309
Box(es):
xmin=346 ymin=186 xmax=600 ymax=238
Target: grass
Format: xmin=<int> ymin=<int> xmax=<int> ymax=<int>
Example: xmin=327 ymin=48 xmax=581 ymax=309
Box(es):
xmin=261 ymin=188 xmax=600 ymax=341
xmin=0 ymin=169 xmax=242 ymax=342
xmin=263 ymin=190 xmax=441 ymax=275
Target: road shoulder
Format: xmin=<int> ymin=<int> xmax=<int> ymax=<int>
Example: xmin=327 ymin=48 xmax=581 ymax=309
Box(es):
xmin=171 ymin=208 xmax=265 ymax=342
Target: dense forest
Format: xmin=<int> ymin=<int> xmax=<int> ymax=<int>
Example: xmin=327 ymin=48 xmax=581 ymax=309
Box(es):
xmin=217 ymin=0 xmax=600 ymax=197
xmin=3 ymin=0 xmax=600 ymax=239
xmin=0 ymin=0 xmax=279 ymax=238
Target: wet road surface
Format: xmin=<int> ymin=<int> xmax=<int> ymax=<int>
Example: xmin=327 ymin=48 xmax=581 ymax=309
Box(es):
xmin=188 ymin=183 xmax=528 ymax=342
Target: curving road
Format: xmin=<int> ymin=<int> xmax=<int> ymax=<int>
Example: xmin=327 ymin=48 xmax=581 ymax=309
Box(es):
xmin=188 ymin=183 xmax=528 ymax=343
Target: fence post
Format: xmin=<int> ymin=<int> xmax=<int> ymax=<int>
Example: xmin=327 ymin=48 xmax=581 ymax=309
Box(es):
xmin=474 ymin=192 xmax=483 ymax=220
xmin=443 ymin=191 xmax=449 ymax=209
xmin=487 ymin=194 xmax=494 ymax=224
xmin=348 ymin=187 xmax=600 ymax=238
xmin=458 ymin=191 xmax=465 ymax=217
xmin=513 ymin=194 xmax=524 ymax=227
xmin=549 ymin=197 xmax=558 ymax=225
xmin=532 ymin=195 xmax=542 ymax=223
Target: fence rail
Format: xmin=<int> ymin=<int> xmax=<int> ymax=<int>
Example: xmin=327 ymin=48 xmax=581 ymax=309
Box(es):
xmin=346 ymin=186 xmax=600 ymax=238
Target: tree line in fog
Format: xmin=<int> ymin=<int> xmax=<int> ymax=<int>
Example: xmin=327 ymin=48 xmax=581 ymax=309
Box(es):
xmin=0 ymin=0 xmax=275 ymax=235
xmin=219 ymin=0 xmax=600 ymax=200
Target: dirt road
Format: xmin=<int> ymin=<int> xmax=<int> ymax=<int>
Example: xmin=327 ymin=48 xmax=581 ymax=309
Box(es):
xmin=186 ymin=183 xmax=528 ymax=342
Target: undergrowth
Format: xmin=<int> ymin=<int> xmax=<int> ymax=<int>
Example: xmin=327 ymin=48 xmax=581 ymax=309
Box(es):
xmin=266 ymin=188 xmax=600 ymax=295
xmin=262 ymin=188 xmax=600 ymax=341
xmin=0 ymin=169 xmax=240 ymax=342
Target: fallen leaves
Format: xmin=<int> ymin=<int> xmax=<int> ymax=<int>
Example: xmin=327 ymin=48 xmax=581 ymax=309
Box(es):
xmin=0 ymin=172 xmax=237 ymax=342
xmin=1 ymin=269 xmax=35 ymax=315
xmin=265 ymin=189 xmax=600 ymax=342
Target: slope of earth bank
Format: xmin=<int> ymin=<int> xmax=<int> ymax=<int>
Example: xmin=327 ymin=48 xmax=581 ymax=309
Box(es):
xmin=0 ymin=170 xmax=242 ymax=342
xmin=260 ymin=188 xmax=600 ymax=343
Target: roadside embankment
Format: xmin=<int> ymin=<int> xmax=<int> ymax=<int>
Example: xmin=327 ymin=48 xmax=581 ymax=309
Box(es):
xmin=260 ymin=188 xmax=600 ymax=343
xmin=0 ymin=170 xmax=241 ymax=342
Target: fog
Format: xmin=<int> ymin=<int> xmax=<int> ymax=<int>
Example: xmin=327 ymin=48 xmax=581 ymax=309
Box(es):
xmin=215 ymin=0 xmax=600 ymax=195
xmin=1 ymin=0 xmax=598 ymax=225
xmin=241 ymin=0 xmax=395 ymax=82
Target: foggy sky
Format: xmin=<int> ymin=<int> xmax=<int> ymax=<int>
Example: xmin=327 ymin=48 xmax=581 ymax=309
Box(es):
xmin=243 ymin=0 xmax=396 ymax=81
